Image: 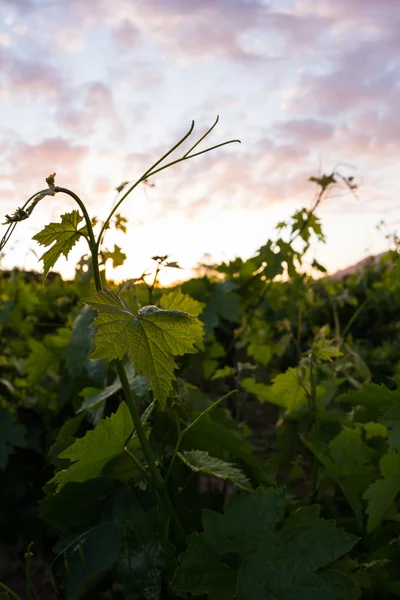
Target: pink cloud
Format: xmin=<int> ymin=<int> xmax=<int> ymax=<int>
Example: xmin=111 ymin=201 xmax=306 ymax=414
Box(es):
xmin=0 ymin=49 xmax=67 ymax=101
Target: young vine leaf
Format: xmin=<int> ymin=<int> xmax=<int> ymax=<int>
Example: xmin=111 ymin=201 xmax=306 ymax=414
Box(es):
xmin=51 ymin=402 xmax=133 ymax=491
xmin=241 ymin=367 xmax=308 ymax=413
xmin=32 ymin=210 xmax=88 ymax=279
xmin=177 ymin=450 xmax=253 ymax=491
xmin=84 ymin=288 xmax=197 ymax=408
xmin=172 ymin=488 xmax=358 ymax=600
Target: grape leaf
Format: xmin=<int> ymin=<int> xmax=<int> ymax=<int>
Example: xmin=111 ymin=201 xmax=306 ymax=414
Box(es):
xmin=65 ymin=305 xmax=96 ymax=378
xmin=201 ymin=282 xmax=241 ymax=335
xmin=0 ymin=407 xmax=27 ymax=470
xmin=363 ymin=450 xmax=400 ymax=532
xmin=102 ymin=244 xmax=127 ymax=268
xmin=314 ymin=339 xmax=343 ymax=362
xmin=172 ymin=534 xmax=236 ymax=600
xmin=181 ymin=412 xmax=274 ymax=486
xmin=25 ymin=328 xmax=71 ymax=385
xmin=160 ymin=289 xmax=205 ymax=350
xmin=77 ymin=361 xmax=149 ymax=413
xmin=32 ymin=210 xmax=88 ymax=279
xmin=84 ymin=288 xmax=197 ymax=408
xmin=381 ymin=408 xmax=400 ymax=450
xmin=338 ymin=383 xmax=399 ymax=412
xmin=178 ymin=450 xmax=253 ymax=491
xmin=173 ymin=488 xmax=358 ymax=600
xmin=242 ymin=367 xmax=307 ymax=413
xmin=305 ymin=428 xmax=376 ymax=525
xmin=51 ymin=402 xmax=133 ymax=491
xmin=159 ymin=289 xmax=205 ymax=317
xmin=55 ymin=521 xmax=123 ymax=598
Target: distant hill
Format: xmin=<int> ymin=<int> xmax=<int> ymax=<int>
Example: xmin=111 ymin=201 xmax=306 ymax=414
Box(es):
xmin=329 ymin=252 xmax=387 ymax=279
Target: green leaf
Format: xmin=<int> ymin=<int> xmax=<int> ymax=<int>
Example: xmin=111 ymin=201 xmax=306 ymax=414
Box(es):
xmin=40 ymin=479 xmax=111 ymax=531
xmin=55 ymin=521 xmax=123 ymax=598
xmin=242 ymin=367 xmax=307 ymax=413
xmin=114 ymin=213 xmax=127 ymax=233
xmin=102 ymin=244 xmax=127 ymax=268
xmin=0 ymin=407 xmax=26 ymax=470
xmin=178 ymin=450 xmax=253 ymax=491
xmin=84 ymin=288 xmax=197 ymax=408
xmin=25 ymin=328 xmax=71 ymax=385
xmin=172 ymin=534 xmax=236 ymax=600
xmin=381 ymin=408 xmax=400 ymax=450
xmin=201 ymin=282 xmax=241 ymax=335
xmin=159 ymin=289 xmax=205 ymax=317
xmin=180 ymin=410 xmax=274 ymax=485
xmin=78 ymin=362 xmax=149 ymax=413
xmin=211 ymin=366 xmax=235 ymax=380
xmin=32 ymin=210 xmax=88 ymax=279
xmin=160 ymin=289 xmax=205 ymax=350
xmin=338 ymin=383 xmax=399 ymax=413
xmin=363 ymin=450 xmax=400 ymax=532
xmin=305 ymin=428 xmax=376 ymax=525
xmin=314 ymin=339 xmax=343 ymax=362
xmin=51 ymin=402 xmax=133 ymax=491
xmin=102 ymin=437 xmax=146 ymax=484
xmin=173 ymin=488 xmax=358 ymax=600
xmin=65 ymin=305 xmax=96 ymax=378
xmin=112 ymin=488 xmax=166 ymax=600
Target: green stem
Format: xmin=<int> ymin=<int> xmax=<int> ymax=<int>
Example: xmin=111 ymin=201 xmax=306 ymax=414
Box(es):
xmin=116 ymin=362 xmax=186 ymax=547
xmin=164 ymin=390 xmax=237 ymax=485
xmin=0 ymin=582 xmax=23 ymax=600
xmin=309 ymin=356 xmax=319 ymax=495
xmin=341 ymin=297 xmax=371 ymax=340
xmin=54 ymin=187 xmax=102 ymax=291
xmin=97 ymin=120 xmax=240 ymax=245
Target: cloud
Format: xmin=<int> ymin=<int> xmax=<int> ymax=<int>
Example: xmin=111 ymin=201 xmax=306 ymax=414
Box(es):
xmin=0 ymin=48 xmax=67 ymax=101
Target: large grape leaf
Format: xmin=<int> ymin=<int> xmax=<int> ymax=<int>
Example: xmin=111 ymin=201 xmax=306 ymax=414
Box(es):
xmin=84 ymin=288 xmax=197 ymax=408
xmin=363 ymin=449 xmax=400 ymax=532
xmin=32 ymin=210 xmax=88 ymax=278
xmin=338 ymin=383 xmax=400 ymax=412
xmin=178 ymin=450 xmax=252 ymax=491
xmin=172 ymin=488 xmax=358 ymax=600
xmin=305 ymin=428 xmax=376 ymax=525
xmin=51 ymin=402 xmax=133 ymax=491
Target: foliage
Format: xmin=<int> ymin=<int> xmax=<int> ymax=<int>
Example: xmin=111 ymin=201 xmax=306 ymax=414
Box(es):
xmin=1 ymin=129 xmax=400 ymax=599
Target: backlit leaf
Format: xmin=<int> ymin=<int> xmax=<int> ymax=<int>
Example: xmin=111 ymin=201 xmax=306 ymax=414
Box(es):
xmin=51 ymin=402 xmax=133 ymax=491
xmin=84 ymin=288 xmax=197 ymax=408
xmin=32 ymin=210 xmax=88 ymax=279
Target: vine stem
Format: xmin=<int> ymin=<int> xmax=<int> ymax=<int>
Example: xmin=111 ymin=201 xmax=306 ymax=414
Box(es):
xmin=52 ymin=186 xmax=187 ymax=548
xmin=0 ymin=582 xmax=23 ymax=600
xmin=116 ymin=362 xmax=186 ymax=546
xmin=309 ymin=354 xmax=319 ymax=496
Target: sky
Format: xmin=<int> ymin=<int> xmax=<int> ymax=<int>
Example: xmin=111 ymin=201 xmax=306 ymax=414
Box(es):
xmin=0 ymin=0 xmax=399 ymax=285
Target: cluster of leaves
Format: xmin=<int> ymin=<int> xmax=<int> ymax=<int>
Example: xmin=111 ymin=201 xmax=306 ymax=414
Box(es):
xmin=1 ymin=175 xmax=400 ymax=599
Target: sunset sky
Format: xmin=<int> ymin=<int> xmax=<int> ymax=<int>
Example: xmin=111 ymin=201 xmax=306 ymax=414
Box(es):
xmin=1 ymin=0 xmax=399 ymax=284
